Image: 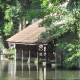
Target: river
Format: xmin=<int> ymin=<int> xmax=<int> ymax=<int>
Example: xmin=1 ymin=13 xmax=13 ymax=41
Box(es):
xmin=0 ymin=60 xmax=80 ymax=80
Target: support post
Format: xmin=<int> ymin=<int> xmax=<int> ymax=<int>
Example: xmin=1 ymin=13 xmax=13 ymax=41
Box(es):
xmin=45 ymin=44 xmax=48 ymax=63
xmin=28 ymin=45 xmax=31 ymax=63
xmin=34 ymin=44 xmax=39 ymax=64
xmin=14 ymin=44 xmax=16 ymax=61
xmin=42 ymin=45 xmax=44 ymax=59
xmin=37 ymin=45 xmax=39 ymax=63
xmin=43 ymin=44 xmax=48 ymax=67
xmin=16 ymin=48 xmax=19 ymax=60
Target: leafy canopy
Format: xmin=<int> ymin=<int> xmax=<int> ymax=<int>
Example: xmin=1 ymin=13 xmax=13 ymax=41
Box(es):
xmin=39 ymin=0 xmax=80 ymax=68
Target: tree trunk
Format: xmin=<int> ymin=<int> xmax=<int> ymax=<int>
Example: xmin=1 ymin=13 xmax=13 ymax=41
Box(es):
xmin=1 ymin=31 xmax=9 ymax=54
xmin=19 ymin=18 xmax=23 ymax=31
xmin=19 ymin=0 xmax=24 ymax=31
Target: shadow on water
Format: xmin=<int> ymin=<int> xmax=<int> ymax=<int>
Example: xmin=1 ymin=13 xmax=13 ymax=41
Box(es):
xmin=0 ymin=60 xmax=80 ymax=80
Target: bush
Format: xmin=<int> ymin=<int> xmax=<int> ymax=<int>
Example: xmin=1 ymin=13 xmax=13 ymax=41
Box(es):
xmin=56 ymin=40 xmax=80 ymax=69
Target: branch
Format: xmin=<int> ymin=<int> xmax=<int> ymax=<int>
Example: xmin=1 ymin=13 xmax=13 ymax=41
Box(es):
xmin=61 ymin=0 xmax=71 ymax=8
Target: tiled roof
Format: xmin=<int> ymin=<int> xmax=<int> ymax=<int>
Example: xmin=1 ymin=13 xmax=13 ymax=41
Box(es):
xmin=6 ymin=19 xmax=46 ymax=44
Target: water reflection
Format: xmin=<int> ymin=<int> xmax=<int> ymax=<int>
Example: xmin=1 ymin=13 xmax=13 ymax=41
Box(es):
xmin=0 ymin=60 xmax=80 ymax=80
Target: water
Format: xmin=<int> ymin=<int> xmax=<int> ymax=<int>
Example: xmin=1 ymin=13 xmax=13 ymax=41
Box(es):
xmin=0 ymin=60 xmax=80 ymax=80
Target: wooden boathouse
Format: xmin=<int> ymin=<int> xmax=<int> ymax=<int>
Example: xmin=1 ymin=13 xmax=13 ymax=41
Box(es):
xmin=6 ymin=19 xmax=57 ymax=66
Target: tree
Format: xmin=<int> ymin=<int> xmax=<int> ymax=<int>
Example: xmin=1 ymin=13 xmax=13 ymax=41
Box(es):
xmin=0 ymin=0 xmax=21 ymax=52
xmin=38 ymin=0 xmax=80 ymax=68
xmin=0 ymin=0 xmax=43 ymax=52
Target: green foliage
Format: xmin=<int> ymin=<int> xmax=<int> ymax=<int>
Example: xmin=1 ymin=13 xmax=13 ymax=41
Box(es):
xmin=3 ymin=1 xmax=21 ymax=36
xmin=0 ymin=0 xmax=21 ymax=36
xmin=0 ymin=38 xmax=2 ymax=48
xmin=31 ymin=0 xmax=42 ymax=8
xmin=0 ymin=8 xmax=5 ymax=32
xmin=39 ymin=0 xmax=80 ymax=68
xmin=5 ymin=4 xmax=21 ymax=20
xmin=25 ymin=9 xmax=50 ymax=22
xmin=8 ymin=46 xmax=15 ymax=54
xmin=41 ymin=0 xmax=66 ymax=7
xmin=56 ymin=40 xmax=80 ymax=68
xmin=64 ymin=52 xmax=80 ymax=68
xmin=3 ymin=22 xmax=13 ymax=36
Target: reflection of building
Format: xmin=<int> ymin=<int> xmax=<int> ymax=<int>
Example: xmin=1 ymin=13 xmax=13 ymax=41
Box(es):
xmin=0 ymin=61 xmax=80 ymax=80
xmin=0 ymin=61 xmax=16 ymax=80
xmin=39 ymin=68 xmax=43 ymax=80
xmin=8 ymin=61 xmax=16 ymax=77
